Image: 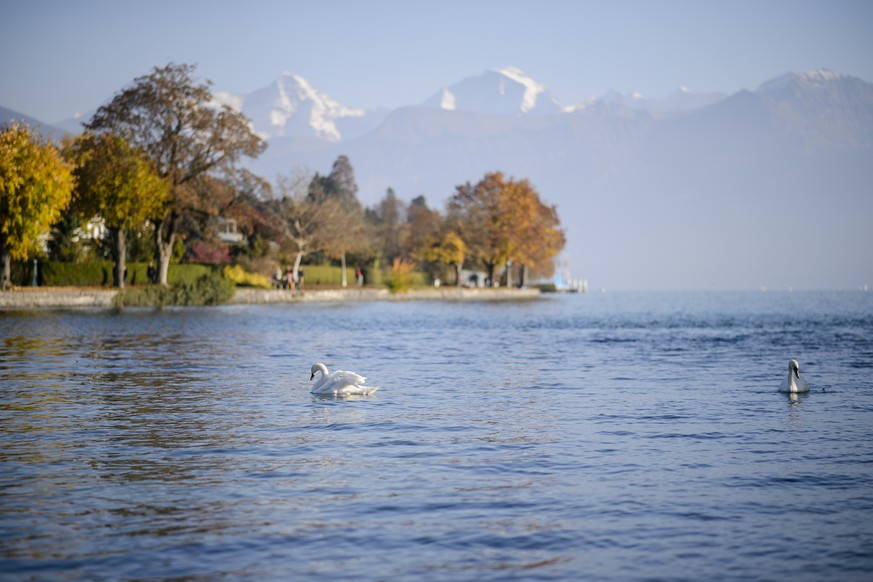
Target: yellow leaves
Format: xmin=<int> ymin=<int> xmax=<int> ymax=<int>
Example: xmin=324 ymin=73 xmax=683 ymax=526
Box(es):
xmin=222 ymin=264 xmax=272 ymax=288
xmin=72 ymin=132 xmax=168 ymax=231
xmin=0 ymin=123 xmax=75 ymax=260
xmin=424 ymin=230 xmax=467 ymax=266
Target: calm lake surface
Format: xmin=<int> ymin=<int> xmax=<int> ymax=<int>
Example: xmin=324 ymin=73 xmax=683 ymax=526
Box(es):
xmin=2 ymin=291 xmax=872 ymax=581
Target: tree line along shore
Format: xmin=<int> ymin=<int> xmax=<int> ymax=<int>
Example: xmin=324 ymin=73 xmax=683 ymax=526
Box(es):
xmin=2 ymin=63 xmax=566 ymax=304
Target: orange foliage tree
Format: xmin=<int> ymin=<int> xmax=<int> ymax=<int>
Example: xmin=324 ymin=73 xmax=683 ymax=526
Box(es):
xmin=448 ymin=172 xmax=564 ymax=286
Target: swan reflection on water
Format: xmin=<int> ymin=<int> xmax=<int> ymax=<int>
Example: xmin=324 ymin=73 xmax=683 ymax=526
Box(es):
xmin=310 ymin=392 xmax=378 ymax=402
xmin=786 ymin=391 xmax=810 ymax=406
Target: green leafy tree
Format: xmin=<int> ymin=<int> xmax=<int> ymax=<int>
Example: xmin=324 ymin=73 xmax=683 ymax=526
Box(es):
xmin=72 ymin=132 xmax=168 ymax=288
xmin=85 ymin=63 xmax=266 ymax=285
xmin=0 ymin=123 xmax=75 ymax=289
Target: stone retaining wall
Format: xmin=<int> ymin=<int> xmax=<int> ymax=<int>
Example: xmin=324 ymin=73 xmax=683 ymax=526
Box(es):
xmin=1 ymin=287 xmax=540 ymax=309
xmin=0 ymin=289 xmax=117 ymax=309
xmin=229 ymin=287 xmax=541 ymax=303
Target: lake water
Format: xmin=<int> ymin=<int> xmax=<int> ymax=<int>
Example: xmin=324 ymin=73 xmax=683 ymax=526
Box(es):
xmin=2 ymin=291 xmax=872 ymax=580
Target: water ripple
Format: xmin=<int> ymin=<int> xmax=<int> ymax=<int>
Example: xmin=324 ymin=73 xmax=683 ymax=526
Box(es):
xmin=1 ymin=292 xmax=872 ymax=580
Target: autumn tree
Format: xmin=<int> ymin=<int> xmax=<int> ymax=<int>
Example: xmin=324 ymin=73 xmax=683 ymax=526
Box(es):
xmin=447 ymin=173 xmax=508 ymax=285
xmin=516 ymin=197 xmax=565 ymax=285
xmin=448 ymin=172 xmax=564 ymax=286
xmin=0 ymin=123 xmax=75 ymax=289
xmin=72 ymin=132 xmax=168 ymax=288
xmin=495 ymin=176 xmax=565 ymax=286
xmin=85 ymin=63 xmax=266 ymax=285
xmin=426 ymin=231 xmax=468 ymax=286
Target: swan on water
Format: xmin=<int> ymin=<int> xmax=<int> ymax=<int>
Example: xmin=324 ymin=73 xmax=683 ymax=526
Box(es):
xmin=778 ymin=359 xmax=810 ymax=393
xmin=310 ymin=362 xmax=379 ymax=396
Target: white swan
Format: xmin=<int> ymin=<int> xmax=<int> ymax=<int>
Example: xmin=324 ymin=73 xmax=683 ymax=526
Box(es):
xmin=309 ymin=362 xmax=379 ymax=396
xmin=778 ymin=359 xmax=810 ymax=393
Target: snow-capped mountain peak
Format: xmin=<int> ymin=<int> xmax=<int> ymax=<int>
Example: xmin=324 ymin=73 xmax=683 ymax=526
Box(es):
xmin=423 ymin=67 xmax=563 ymax=116
xmin=799 ymin=68 xmax=849 ymax=84
xmin=495 ymin=66 xmax=546 ymax=113
xmin=235 ymin=72 xmax=365 ymax=142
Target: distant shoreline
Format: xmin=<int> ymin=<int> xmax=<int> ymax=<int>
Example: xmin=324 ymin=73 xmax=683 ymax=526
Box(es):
xmin=0 ymin=286 xmax=541 ymax=310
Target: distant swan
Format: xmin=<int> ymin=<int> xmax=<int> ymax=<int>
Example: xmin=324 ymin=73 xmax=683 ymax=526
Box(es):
xmin=310 ymin=362 xmax=379 ymax=396
xmin=778 ymin=359 xmax=810 ymax=393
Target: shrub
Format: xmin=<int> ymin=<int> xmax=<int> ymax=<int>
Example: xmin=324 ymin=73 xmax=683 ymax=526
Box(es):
xmin=386 ymin=258 xmax=415 ymax=293
xmin=222 ymin=264 xmax=272 ymax=288
xmin=114 ymin=271 xmax=235 ymax=307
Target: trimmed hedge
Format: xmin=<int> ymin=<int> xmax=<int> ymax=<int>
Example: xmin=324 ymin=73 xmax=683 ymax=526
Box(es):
xmin=297 ymin=264 xmax=354 ymax=286
xmin=295 ymin=264 xmax=427 ymax=288
xmin=8 ymin=261 xmax=215 ymax=287
xmin=8 ymin=260 xmax=430 ymax=290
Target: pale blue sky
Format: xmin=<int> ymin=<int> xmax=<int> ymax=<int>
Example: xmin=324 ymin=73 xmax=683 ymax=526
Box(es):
xmin=2 ymin=0 xmax=871 ymax=122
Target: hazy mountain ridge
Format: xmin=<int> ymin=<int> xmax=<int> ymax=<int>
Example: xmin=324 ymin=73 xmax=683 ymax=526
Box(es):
xmin=0 ymin=105 xmax=67 ymax=137
xmin=3 ymin=67 xmax=871 ymax=288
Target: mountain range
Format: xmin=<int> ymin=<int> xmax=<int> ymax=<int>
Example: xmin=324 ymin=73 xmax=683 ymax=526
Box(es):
xmin=3 ymin=67 xmax=872 ymax=290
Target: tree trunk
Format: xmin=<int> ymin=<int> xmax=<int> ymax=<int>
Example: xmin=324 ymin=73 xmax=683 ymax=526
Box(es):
xmin=340 ymin=252 xmax=347 ymax=288
xmin=1 ymin=249 xmax=10 ymax=290
xmin=520 ymin=264 xmax=528 ymax=288
xmin=110 ymin=227 xmax=127 ymax=289
xmin=454 ymin=260 xmax=464 ymax=286
xmin=292 ymin=251 xmax=304 ymax=283
xmin=153 ymin=217 xmax=176 ymax=287
xmin=505 ymin=261 xmax=513 ymax=288
xmin=486 ymin=261 xmax=497 ymax=287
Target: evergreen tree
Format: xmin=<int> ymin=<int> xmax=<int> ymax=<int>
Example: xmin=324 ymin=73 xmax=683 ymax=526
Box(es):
xmin=370 ymin=187 xmax=407 ymax=263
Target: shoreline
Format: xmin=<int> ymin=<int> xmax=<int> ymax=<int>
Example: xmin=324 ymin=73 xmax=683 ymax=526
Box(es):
xmin=0 ymin=286 xmax=541 ymax=309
